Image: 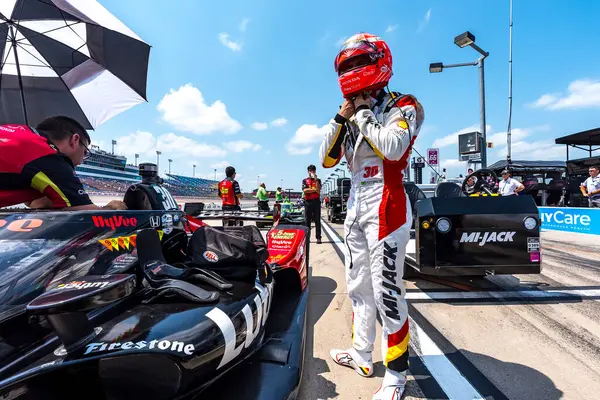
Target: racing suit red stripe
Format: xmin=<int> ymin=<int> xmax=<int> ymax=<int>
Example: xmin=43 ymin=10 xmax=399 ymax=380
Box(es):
xmin=378 ymin=136 xmax=417 ymax=240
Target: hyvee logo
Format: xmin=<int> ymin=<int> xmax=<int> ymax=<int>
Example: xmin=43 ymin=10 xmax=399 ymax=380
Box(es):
xmin=460 ymin=231 xmax=516 ymax=246
xmin=56 ymin=281 xmax=110 ymax=290
xmin=92 ymin=216 xmax=137 ymax=230
xmin=84 ymin=339 xmax=195 ymax=356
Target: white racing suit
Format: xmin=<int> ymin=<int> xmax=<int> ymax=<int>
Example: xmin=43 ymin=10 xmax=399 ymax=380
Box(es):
xmin=319 ymin=90 xmax=424 ymax=374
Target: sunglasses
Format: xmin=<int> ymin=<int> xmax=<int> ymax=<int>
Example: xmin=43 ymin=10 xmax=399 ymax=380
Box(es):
xmin=70 ymin=131 xmax=90 ymax=159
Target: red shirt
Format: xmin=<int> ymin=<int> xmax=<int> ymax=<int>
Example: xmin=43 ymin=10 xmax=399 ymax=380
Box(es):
xmin=218 ymin=177 xmax=241 ymax=206
xmin=0 ymin=124 xmax=92 ymax=208
xmin=302 ymin=177 xmax=321 ymax=201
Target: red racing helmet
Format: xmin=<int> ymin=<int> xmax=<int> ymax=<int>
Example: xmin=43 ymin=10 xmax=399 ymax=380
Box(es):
xmin=334 ymin=33 xmax=393 ymax=99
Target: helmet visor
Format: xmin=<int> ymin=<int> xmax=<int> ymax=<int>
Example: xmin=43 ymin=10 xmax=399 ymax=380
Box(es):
xmin=335 ymin=40 xmax=379 ymax=74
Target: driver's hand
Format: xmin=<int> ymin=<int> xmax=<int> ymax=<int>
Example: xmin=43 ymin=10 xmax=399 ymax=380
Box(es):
xmin=103 ymin=200 xmax=128 ymax=210
xmin=353 ymin=92 xmax=371 ymax=110
xmin=583 ymin=193 xmax=589 ymax=197
xmin=339 ymin=99 xmax=355 ymax=119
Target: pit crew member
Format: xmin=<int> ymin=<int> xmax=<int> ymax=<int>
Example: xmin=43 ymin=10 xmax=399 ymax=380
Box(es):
xmin=302 ymin=164 xmax=322 ymax=244
xmin=499 ymin=169 xmax=524 ymax=196
xmin=0 ymin=116 xmax=126 ymax=210
xmin=581 ymin=165 xmax=600 ymax=208
xmin=218 ymin=166 xmax=243 ymax=211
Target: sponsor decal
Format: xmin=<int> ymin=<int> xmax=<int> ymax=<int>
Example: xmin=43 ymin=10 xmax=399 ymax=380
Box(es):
xmin=381 ymin=241 xmax=401 ymax=321
xmin=271 ymin=231 xmax=296 ymax=240
xmin=527 ymin=237 xmax=540 ymax=253
xmin=207 ymin=281 xmax=274 ymax=369
xmin=56 ymin=281 xmax=110 ymax=290
xmin=113 ymin=253 xmax=138 ymax=267
xmin=397 ymin=119 xmax=409 ymax=130
xmin=203 ymin=251 xmax=219 ymax=263
xmin=92 ymin=216 xmax=137 ymax=230
xmin=99 ymin=231 xmax=163 ymax=251
xmin=149 ymin=215 xmax=161 ymax=228
xmin=0 ymin=218 xmax=43 ymax=232
xmin=530 ymin=251 xmax=541 ymax=263
xmin=539 ymin=207 xmax=599 ymax=235
xmin=161 ymin=214 xmax=173 ymax=235
xmin=267 ymin=254 xmax=286 ymax=262
xmin=84 ymin=340 xmax=195 ymax=356
xmin=459 ymin=231 xmax=516 ymax=247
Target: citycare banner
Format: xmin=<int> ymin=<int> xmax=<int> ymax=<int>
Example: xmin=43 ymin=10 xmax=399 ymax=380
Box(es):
xmin=539 ymin=207 xmax=600 ymax=235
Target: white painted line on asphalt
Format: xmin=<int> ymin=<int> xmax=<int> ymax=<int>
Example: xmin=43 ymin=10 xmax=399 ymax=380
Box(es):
xmin=321 ymin=218 xmax=485 ymax=400
xmin=406 ymin=288 xmax=600 ymax=301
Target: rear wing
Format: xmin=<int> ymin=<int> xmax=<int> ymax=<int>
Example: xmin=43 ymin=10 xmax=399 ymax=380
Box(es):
xmin=189 ymin=204 xmax=281 ymax=223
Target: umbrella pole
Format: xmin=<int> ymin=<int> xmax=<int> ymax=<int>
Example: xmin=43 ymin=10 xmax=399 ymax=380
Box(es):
xmin=11 ymin=37 xmax=29 ymax=126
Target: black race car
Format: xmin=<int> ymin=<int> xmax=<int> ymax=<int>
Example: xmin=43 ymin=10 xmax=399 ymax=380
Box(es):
xmin=403 ymin=169 xmax=542 ymax=277
xmin=0 ymin=166 xmax=307 ymax=400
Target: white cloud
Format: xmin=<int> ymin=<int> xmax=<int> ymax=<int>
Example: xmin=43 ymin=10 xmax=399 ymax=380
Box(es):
xmin=286 ymin=123 xmax=328 ymax=155
xmin=271 ymin=117 xmax=288 ymax=127
xmin=385 ymin=24 xmax=398 ymax=33
xmin=528 ymin=79 xmax=600 ymax=110
xmin=496 ymin=140 xmax=564 ymax=160
xmin=114 ymin=131 xmax=227 ymax=176
xmin=223 ymin=140 xmax=262 ymax=153
xmin=251 ymin=118 xmax=287 ymax=131
xmin=209 ymin=160 xmax=231 ymax=170
xmin=239 ymin=18 xmax=250 ymax=32
xmin=251 ymin=122 xmax=268 ymax=131
xmin=157 ymin=84 xmax=242 ymax=135
xmin=417 ymin=8 xmax=432 ymax=32
xmin=218 ymin=32 xmax=242 ymax=51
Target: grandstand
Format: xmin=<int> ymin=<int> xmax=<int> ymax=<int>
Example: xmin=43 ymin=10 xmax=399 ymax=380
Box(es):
xmin=76 ymin=146 xmax=218 ymax=197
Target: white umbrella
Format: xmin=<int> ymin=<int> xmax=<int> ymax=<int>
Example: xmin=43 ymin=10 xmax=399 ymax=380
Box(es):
xmin=0 ymin=0 xmax=151 ymax=129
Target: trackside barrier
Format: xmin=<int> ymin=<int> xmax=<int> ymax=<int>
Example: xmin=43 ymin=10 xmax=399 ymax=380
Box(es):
xmin=539 ymin=207 xmax=600 ymax=235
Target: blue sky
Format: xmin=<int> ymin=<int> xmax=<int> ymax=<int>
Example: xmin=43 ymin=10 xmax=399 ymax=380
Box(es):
xmin=93 ymin=0 xmax=600 ymax=191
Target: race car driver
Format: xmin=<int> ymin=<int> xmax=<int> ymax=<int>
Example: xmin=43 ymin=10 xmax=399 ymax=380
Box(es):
xmin=0 ymin=116 xmax=126 ymax=210
xmin=319 ymin=32 xmax=424 ymax=400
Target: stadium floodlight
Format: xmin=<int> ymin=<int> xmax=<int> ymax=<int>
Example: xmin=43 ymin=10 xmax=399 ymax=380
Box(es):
xmin=429 ymin=62 xmax=443 ymax=73
xmin=429 ymin=31 xmax=489 ymax=167
xmin=454 ymin=31 xmax=475 ymax=48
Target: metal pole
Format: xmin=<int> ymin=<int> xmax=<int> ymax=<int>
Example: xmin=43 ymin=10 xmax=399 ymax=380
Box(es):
xmin=11 ymin=30 xmax=29 ymax=125
xmin=507 ymin=0 xmax=513 ymax=163
xmin=479 ymin=57 xmax=487 ymax=168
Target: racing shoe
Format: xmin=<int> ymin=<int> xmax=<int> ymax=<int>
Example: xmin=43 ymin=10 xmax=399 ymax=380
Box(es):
xmin=330 ymin=348 xmax=373 ymax=377
xmin=372 ymin=370 xmax=407 ymax=400
xmin=372 ymin=384 xmax=405 ymax=400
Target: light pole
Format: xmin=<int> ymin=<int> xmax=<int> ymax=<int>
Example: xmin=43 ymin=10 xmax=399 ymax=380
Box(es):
xmin=134 ymin=153 xmax=139 ymax=166
xmin=429 ymin=31 xmax=489 ymax=168
xmin=156 ymin=150 xmax=161 ymax=171
xmin=214 ymin=168 xmax=217 ymax=181
xmin=168 ymin=159 xmax=172 ymax=175
xmin=193 ymin=164 xmax=196 ymax=177
xmin=111 ymin=139 xmax=117 ymax=155
xmin=335 ymin=167 xmax=346 ymax=178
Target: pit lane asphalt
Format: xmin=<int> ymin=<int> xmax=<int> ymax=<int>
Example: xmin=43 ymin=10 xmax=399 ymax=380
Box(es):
xmin=306 ymin=217 xmax=600 ymax=400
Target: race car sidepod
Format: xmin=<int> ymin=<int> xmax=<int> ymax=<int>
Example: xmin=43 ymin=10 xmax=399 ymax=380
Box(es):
xmin=406 ymin=195 xmax=542 ymax=276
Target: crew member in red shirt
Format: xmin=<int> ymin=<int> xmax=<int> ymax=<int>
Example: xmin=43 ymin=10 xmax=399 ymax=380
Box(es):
xmin=0 ymin=115 xmax=126 ymax=210
xmin=302 ymin=164 xmax=322 ymax=244
xmin=218 ymin=166 xmax=243 ymax=211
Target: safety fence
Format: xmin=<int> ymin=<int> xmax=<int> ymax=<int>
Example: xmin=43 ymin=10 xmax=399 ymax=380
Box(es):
xmin=539 ymin=207 xmax=600 ymax=235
